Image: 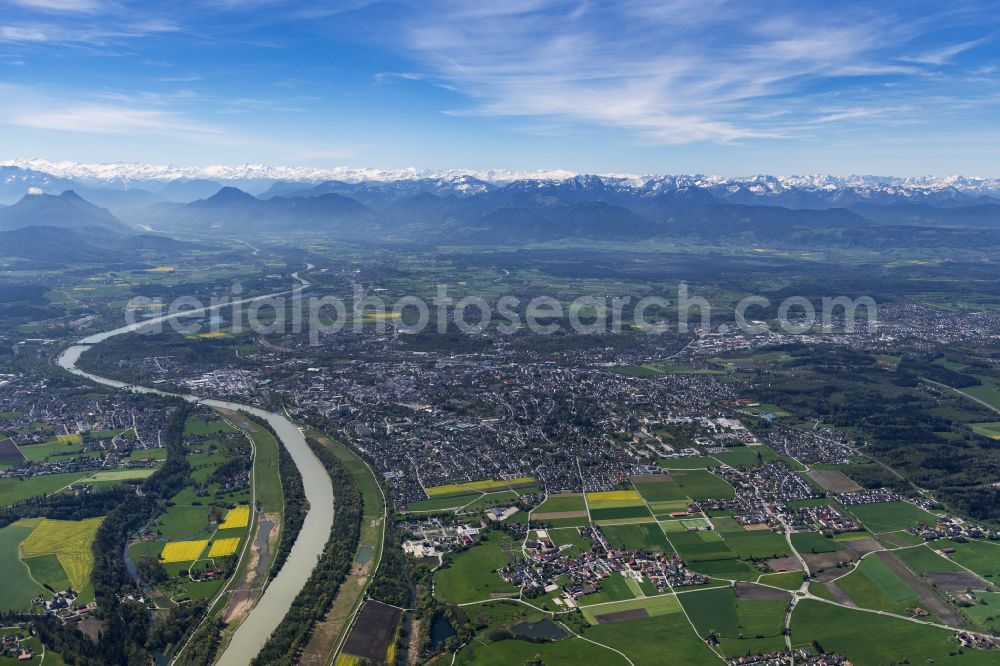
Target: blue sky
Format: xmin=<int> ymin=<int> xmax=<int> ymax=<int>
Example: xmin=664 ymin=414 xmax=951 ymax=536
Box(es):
xmin=1 ymin=0 xmax=998 ymax=175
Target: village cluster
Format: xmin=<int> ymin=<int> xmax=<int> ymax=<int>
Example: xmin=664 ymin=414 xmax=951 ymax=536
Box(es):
xmin=0 ymin=377 xmax=170 ymax=483
xmin=501 ymin=524 xmax=709 ymax=606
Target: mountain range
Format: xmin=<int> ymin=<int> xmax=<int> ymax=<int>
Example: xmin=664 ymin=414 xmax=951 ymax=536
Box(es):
xmin=0 ymin=190 xmax=190 ymax=265
xmin=1 ymin=161 xmax=998 ymax=261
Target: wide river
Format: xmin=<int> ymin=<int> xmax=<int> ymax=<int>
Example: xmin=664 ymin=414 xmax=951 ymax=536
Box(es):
xmin=55 ymin=271 xmax=335 ymax=666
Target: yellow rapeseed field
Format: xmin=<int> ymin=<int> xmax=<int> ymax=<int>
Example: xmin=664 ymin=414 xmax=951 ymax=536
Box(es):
xmin=20 ymin=517 xmax=103 ymax=589
xmin=208 ymin=538 xmax=240 ymax=558
xmin=56 ymin=434 xmax=83 ymax=444
xmin=426 ymin=476 xmax=536 ymax=497
xmin=334 ymin=655 xmax=361 ymax=666
xmin=586 ymin=490 xmax=642 ymax=503
xmin=161 ymin=540 xmax=209 ymax=563
xmin=220 ymin=506 xmax=250 ymax=529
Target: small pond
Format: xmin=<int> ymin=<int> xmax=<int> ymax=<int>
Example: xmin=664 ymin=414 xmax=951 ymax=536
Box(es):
xmin=510 ymin=618 xmax=568 ymax=641
xmin=430 ymin=614 xmax=456 ymax=650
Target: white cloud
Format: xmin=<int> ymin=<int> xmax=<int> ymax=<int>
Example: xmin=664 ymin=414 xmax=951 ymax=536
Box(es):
xmin=0 ymin=18 xmax=179 ymax=44
xmin=9 ymin=103 xmax=222 ymax=136
xmin=807 ymin=107 xmax=910 ymax=124
xmin=8 ymin=0 xmax=105 ymax=12
xmin=0 ymin=24 xmax=52 ymax=42
xmin=375 ymin=1 xmax=997 ymax=145
xmin=0 ymin=83 xmax=223 ymax=138
xmin=901 ymin=36 xmax=993 ymax=66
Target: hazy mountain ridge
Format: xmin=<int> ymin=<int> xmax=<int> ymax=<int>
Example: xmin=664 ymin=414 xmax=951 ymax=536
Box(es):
xmin=0 ymin=190 xmax=128 ymax=232
xmin=4 ymin=160 xmax=999 ymax=200
xmin=0 ymin=164 xmax=996 ymax=261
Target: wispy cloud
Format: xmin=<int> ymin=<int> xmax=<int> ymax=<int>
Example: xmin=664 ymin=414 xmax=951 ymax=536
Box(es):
xmin=807 ymin=106 xmax=912 ymax=124
xmin=8 ymin=0 xmax=106 ymax=13
xmin=0 ymin=24 xmax=51 ymax=42
xmin=10 ymin=102 xmax=222 ymax=135
xmin=0 ymin=19 xmax=178 ymax=44
xmin=901 ymin=35 xmax=993 ymax=65
xmin=370 ymin=1 xmax=998 ymax=145
xmin=0 ymin=82 xmax=224 ymax=137
xmin=373 ymin=71 xmax=427 ymax=85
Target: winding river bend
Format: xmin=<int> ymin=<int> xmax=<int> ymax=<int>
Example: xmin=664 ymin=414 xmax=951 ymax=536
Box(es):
xmin=55 ymin=269 xmax=334 ymax=666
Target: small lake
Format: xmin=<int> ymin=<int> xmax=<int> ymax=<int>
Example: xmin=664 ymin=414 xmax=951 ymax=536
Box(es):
xmin=355 ymin=544 xmax=374 ymax=564
xmin=429 ymin=615 xmax=456 ymax=650
xmin=510 ymin=619 xmax=568 ymax=641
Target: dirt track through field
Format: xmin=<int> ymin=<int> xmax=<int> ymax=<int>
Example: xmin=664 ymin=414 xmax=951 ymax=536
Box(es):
xmin=924 ymin=571 xmax=985 ymax=591
xmin=841 ymin=537 xmax=883 ymax=557
xmin=596 ymin=608 xmax=650 ymax=623
xmin=632 ymin=473 xmax=673 ymax=483
xmin=876 ymin=551 xmax=965 ymax=626
xmin=533 ymin=510 xmax=588 ymax=520
xmin=823 ymin=581 xmax=856 ymax=607
xmin=807 ymin=470 xmax=862 ymax=493
xmin=735 ymin=582 xmax=790 ymax=600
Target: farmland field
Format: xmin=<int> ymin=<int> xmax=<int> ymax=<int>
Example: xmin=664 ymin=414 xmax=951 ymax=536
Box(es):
xmin=0 ymin=437 xmax=23 ymax=464
xmin=457 ymin=490 xmax=521 ymax=513
xmin=587 ymin=489 xmax=643 ymax=504
xmin=791 ymin=531 xmax=845 ymax=554
xmin=161 ymin=539 xmax=209 ymax=563
xmin=675 ymin=589 xmax=784 ymax=656
xmin=221 ymin=409 xmax=283 ymax=514
xmin=547 ymin=526 xmax=593 ymax=554
xmin=723 ymin=531 xmax=790 ymax=559
xmin=712 ymin=446 xmax=779 ymax=468
xmin=601 ymin=522 xmax=672 ymax=553
xmin=0 ymin=523 xmax=44 ymax=612
xmin=580 ymin=592 xmax=681 ymax=624
xmin=532 ymin=493 xmax=586 ymax=514
xmin=581 ymin=610 xmax=719 ymax=665
xmin=942 ymin=540 xmax=1000 ymax=579
xmin=687 ymin=557 xmax=759 ymax=579
xmin=0 ymin=472 xmax=90 ymax=507
xmin=836 ymin=554 xmax=919 ymax=614
xmin=406 ymin=493 xmax=480 ymax=512
xmin=435 ymin=533 xmax=519 ymax=603
xmin=668 ymin=530 xmax=737 ymax=562
xmin=587 ymin=489 xmax=652 ymax=522
xmin=638 ymin=470 xmax=734 ymax=501
xmin=590 ymin=505 xmax=654 ymax=521
xmin=657 ymin=456 xmax=717 ymax=469
xmin=183 ymin=415 xmax=238 ymax=437
xmin=155 ymin=504 xmax=211 ymax=540
xmin=757 ymin=571 xmax=806 ymax=590
xmin=969 ymin=422 xmax=1000 ymax=439
xmin=220 ymin=505 xmax=250 ymax=529
xmin=961 ymin=378 xmax=1000 ymax=412
xmin=632 ymin=479 xmax=688 ymax=502
xmin=23 ymin=554 xmax=70 ymax=592
xmin=457 ymin=635 xmax=625 ymax=665
xmin=208 ymin=538 xmax=240 ymax=557
xmin=791 ymin=600 xmax=998 ymax=665
xmin=20 ymin=517 xmax=103 ymax=590
xmin=339 ymin=600 xmax=402 ymax=664
xmin=15 ymin=438 xmax=84 ymax=462
xmin=83 ymin=468 xmax=158 ymax=482
xmin=679 ymin=586 xmax=740 ymax=636
xmin=426 ymin=476 xmax=535 ymax=498
xmin=846 ymin=501 xmax=937 ymax=533
xmin=894 ymin=544 xmax=964 ymax=575
xmin=577 ymin=572 xmax=637 ymax=606
xmin=963 ymin=591 xmax=1000 ymax=633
